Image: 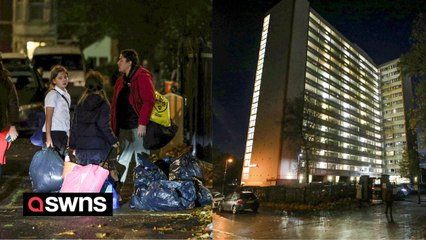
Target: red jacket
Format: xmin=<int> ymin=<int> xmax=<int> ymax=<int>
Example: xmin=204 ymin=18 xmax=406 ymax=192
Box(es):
xmin=111 ymin=66 xmax=155 ymax=135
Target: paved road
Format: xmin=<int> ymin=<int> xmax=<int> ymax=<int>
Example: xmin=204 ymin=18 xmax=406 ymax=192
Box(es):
xmin=0 ymin=138 xmax=212 ymax=239
xmin=213 ymin=197 xmax=426 ymax=239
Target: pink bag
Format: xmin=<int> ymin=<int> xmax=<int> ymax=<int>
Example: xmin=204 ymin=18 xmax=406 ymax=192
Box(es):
xmin=60 ymin=164 xmax=109 ymax=193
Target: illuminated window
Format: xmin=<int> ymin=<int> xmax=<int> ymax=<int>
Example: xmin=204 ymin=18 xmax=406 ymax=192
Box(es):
xmin=321 ymin=92 xmax=329 ymax=99
xmin=318 ymin=162 xmax=327 ymax=169
xmin=243 ymin=14 xmax=270 ymax=179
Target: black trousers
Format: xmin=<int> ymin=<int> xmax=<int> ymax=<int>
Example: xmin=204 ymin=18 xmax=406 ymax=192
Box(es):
xmin=42 ymin=131 xmax=68 ymax=159
xmin=385 ymin=200 xmax=394 ymax=222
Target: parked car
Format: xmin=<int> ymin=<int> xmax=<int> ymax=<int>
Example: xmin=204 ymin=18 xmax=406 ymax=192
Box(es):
xmin=212 ymin=191 xmax=224 ymax=209
xmin=393 ymin=184 xmax=410 ymax=200
xmin=400 ymin=183 xmax=414 ymax=194
xmin=1 ymin=52 xmax=46 ymax=135
xmin=32 ymin=45 xmax=87 ymax=108
xmin=218 ymin=191 xmax=259 ymax=214
xmin=32 ymin=45 xmax=86 ymax=87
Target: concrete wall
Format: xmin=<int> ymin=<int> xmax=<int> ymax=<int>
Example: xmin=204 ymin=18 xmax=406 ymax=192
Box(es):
xmin=245 ymin=0 xmax=309 ymax=186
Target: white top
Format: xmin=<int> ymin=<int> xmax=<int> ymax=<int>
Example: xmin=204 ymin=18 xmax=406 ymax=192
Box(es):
xmin=42 ymin=86 xmax=71 ymax=136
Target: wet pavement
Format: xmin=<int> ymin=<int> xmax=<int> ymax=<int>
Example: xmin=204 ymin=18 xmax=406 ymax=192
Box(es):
xmin=213 ymin=196 xmax=426 ymax=239
xmin=2 ymin=138 xmax=426 ymax=239
xmin=0 ymin=138 xmax=212 ymax=239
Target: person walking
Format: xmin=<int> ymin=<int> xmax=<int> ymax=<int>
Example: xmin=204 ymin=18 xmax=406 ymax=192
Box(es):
xmin=43 ymin=65 xmax=71 ymax=159
xmin=382 ymin=180 xmax=394 ymax=223
xmin=69 ymin=70 xmax=119 ymax=165
xmin=356 ymin=183 xmax=362 ymax=208
xmin=0 ymin=55 xmax=19 ymax=177
xmin=111 ymin=49 xmax=155 ymax=188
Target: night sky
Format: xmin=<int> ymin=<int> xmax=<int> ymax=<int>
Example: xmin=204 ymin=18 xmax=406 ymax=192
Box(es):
xmin=212 ymin=0 xmax=426 ymax=161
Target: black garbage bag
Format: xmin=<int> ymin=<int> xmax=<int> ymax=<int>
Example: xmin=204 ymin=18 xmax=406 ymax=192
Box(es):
xmin=154 ymin=159 xmax=170 ymax=178
xmin=130 ymin=180 xmax=187 ymax=211
xmin=134 ymin=153 xmax=167 ymax=190
xmin=29 ymin=148 xmax=64 ymax=192
xmin=161 ymin=180 xmax=196 ymax=209
xmin=163 ymin=156 xmax=175 ymax=165
xmin=193 ymin=178 xmax=213 ymax=207
xmin=169 ymin=152 xmax=203 ymax=181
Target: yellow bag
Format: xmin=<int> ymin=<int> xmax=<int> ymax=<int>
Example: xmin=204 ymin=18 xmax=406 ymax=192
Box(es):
xmin=150 ymin=91 xmax=171 ymax=127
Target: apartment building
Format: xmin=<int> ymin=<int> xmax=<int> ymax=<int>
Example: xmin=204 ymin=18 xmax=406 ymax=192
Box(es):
xmin=380 ymin=59 xmax=416 ymax=183
xmin=242 ymin=0 xmax=391 ymax=186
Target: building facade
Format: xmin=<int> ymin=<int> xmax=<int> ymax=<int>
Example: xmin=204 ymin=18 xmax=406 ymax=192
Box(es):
xmin=0 ymin=0 xmax=13 ymax=52
xmin=12 ymin=0 xmax=57 ymax=58
xmin=379 ymin=59 xmax=410 ymax=183
xmin=242 ymin=0 xmax=391 ymax=186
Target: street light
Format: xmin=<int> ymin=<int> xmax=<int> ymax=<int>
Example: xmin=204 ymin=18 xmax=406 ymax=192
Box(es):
xmin=222 ymin=158 xmax=233 ymax=194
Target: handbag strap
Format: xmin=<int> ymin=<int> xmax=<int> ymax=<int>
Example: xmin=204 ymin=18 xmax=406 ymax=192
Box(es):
xmin=100 ymin=147 xmax=117 ymax=169
xmin=54 ymin=89 xmax=70 ymax=108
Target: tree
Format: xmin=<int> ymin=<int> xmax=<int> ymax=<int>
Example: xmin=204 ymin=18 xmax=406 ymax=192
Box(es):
xmin=400 ymin=13 xmax=426 ymax=141
xmin=57 ymin=0 xmax=211 ymax=82
xmin=399 ymin=13 xmax=426 ymax=180
xmin=400 ymin=14 xmax=426 ymax=77
xmin=283 ymin=95 xmax=323 ymax=184
xmin=399 ymin=147 xmax=419 ymax=182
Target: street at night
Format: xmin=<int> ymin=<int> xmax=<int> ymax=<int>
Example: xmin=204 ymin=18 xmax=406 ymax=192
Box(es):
xmin=213 ymin=200 xmax=426 ymax=239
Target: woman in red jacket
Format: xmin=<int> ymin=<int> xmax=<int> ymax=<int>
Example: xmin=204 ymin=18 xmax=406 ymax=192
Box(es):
xmin=110 ymin=49 xmax=155 ymax=188
xmin=0 ymin=56 xmax=19 ymax=177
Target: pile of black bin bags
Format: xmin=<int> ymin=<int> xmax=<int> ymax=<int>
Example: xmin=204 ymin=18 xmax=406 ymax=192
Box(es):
xmin=130 ymin=152 xmax=213 ymax=211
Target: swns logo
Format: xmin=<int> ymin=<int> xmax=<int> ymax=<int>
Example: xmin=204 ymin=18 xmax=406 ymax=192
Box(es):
xmin=23 ymin=193 xmax=112 ymax=216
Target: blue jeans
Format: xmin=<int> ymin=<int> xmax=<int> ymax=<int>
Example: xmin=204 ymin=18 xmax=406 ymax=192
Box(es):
xmin=117 ymin=128 xmax=149 ymax=183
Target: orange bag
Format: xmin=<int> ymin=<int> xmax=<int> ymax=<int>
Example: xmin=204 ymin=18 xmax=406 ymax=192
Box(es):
xmin=62 ymin=161 xmax=78 ymax=178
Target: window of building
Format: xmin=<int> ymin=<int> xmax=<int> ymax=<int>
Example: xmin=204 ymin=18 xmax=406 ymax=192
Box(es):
xmin=0 ymin=0 xmax=12 ymax=21
xmin=16 ymin=0 xmax=24 ymax=21
xmin=87 ymin=57 xmax=96 ymax=68
xmin=386 ymin=151 xmax=394 ymax=156
xmin=29 ymin=0 xmax=45 ymax=21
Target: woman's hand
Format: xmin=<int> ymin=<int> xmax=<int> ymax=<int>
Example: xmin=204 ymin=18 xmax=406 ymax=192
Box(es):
xmin=8 ymin=126 xmax=18 ymax=142
xmin=137 ymin=124 xmax=146 ymax=137
xmin=45 ymin=136 xmax=53 ymax=148
xmin=112 ymin=142 xmax=120 ymax=154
